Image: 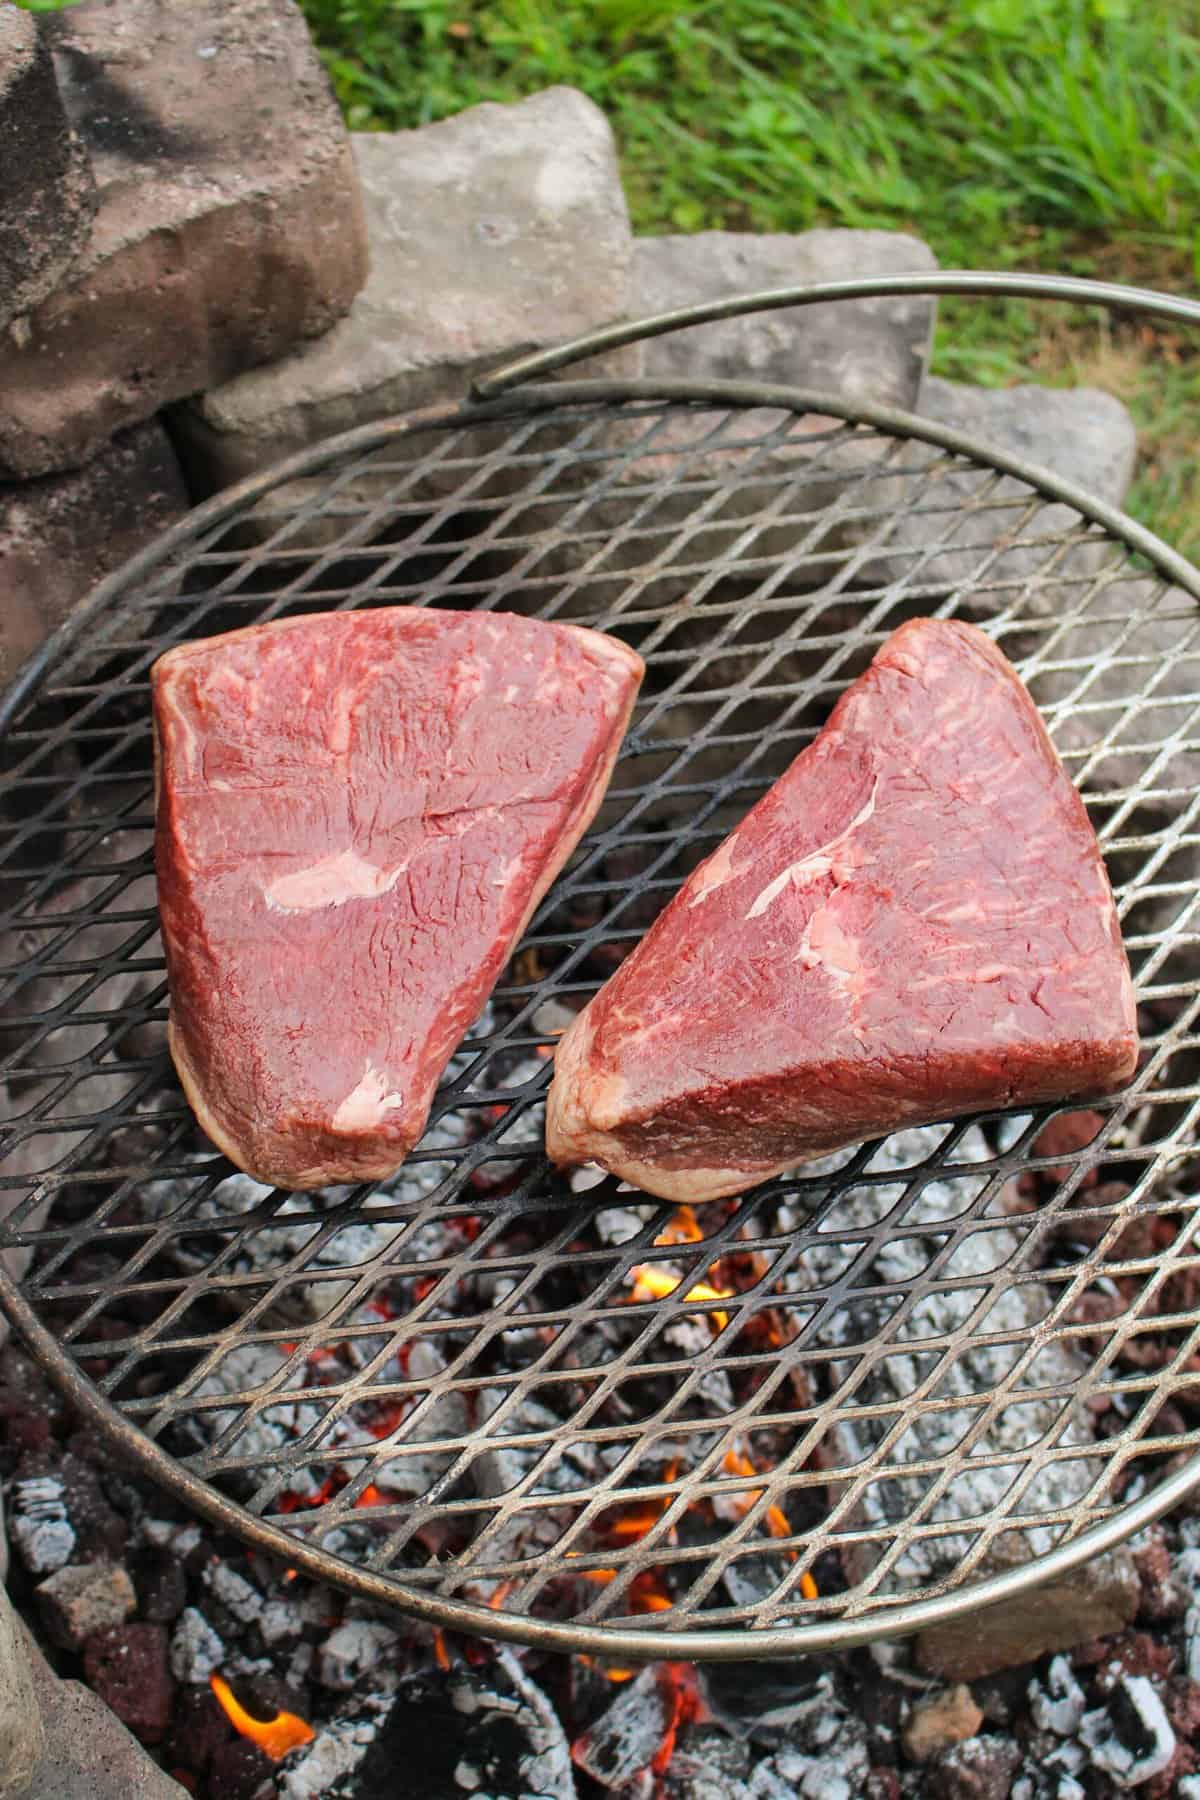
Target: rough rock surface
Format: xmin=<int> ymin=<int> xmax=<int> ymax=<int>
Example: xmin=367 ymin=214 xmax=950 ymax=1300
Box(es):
xmin=927 ymin=1734 xmax=1023 ymax=1799
xmin=857 ymin=376 xmax=1138 ymax=596
xmin=632 ymin=229 xmax=937 ymax=404
xmin=173 ymin=87 xmax=637 ymax=495
xmin=0 ymin=1593 xmax=44 ymax=1797
xmin=902 ymin=1686 xmax=985 ymax=1762
xmin=1023 ymin=571 xmax=1200 ymax=811
xmin=0 ymin=0 xmax=368 ymax=477
xmin=36 ymin=1560 xmax=137 ymax=1651
xmin=21 ymin=1628 xmax=187 ymax=1799
xmin=915 ymin=1548 xmax=1141 ymax=1680
xmin=0 ymin=8 xmax=96 ymax=332
xmin=0 ymin=420 xmax=189 ymax=687
xmin=473 ymin=226 xmax=939 ymax=629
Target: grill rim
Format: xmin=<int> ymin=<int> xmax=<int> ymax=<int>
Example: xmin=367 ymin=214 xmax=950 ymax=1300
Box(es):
xmin=5 ymin=368 xmax=1200 ymax=756
xmin=6 ymin=1264 xmax=1200 ymax=1664
xmin=2 ymin=366 xmax=1200 ymax=1659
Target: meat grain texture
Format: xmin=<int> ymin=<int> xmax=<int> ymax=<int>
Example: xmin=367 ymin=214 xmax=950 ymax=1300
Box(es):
xmin=547 ymin=617 xmax=1137 ymax=1202
xmin=153 ymin=608 xmax=642 ymax=1189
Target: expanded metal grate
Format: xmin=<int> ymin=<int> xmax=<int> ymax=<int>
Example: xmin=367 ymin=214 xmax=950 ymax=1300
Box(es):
xmin=4 ymin=280 xmax=1200 ymax=1661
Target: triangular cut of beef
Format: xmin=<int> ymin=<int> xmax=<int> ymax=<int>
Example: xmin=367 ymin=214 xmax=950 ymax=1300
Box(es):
xmin=154 ymin=607 xmax=643 ymax=1189
xmin=547 ymin=617 xmax=1137 ymax=1203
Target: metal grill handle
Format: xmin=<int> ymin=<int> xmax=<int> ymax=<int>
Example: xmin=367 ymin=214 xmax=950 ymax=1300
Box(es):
xmin=471 ymin=269 xmax=1200 ymax=401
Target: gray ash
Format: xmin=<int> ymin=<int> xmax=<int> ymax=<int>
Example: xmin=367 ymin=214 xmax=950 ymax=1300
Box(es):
xmin=9 ymin=1319 xmax=1200 ymax=1800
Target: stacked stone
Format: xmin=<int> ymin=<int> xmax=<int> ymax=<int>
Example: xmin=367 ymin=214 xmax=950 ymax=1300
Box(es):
xmin=0 ymin=0 xmax=369 ymax=686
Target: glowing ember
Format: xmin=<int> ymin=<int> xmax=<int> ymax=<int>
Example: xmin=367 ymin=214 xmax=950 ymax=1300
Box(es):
xmin=433 ymin=1628 xmax=451 ymax=1671
xmin=277 ymin=1471 xmax=342 ymax=1513
xmin=652 ymin=1663 xmax=708 ymax=1774
xmin=209 ymin=1674 xmax=314 ymax=1761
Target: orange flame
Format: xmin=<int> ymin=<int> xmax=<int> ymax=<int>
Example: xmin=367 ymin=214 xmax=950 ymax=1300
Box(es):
xmin=656 ymin=1206 xmax=704 ymax=1246
xmin=433 ymin=1629 xmax=451 ymax=1671
xmin=630 ymin=1264 xmax=731 ymax=1330
xmin=599 ymin=1460 xmax=681 ymax=1547
xmin=720 ymin=1446 xmax=818 ymax=1599
xmin=569 ymin=1561 xmax=675 ymax=1616
xmin=209 ymin=1675 xmax=314 ymax=1762
xmin=579 ymin=1653 xmax=637 ymax=1683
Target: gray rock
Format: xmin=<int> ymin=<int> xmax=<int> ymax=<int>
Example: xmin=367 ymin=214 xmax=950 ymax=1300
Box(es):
xmin=0 ymin=420 xmax=189 ymax=687
xmin=927 ymin=1734 xmax=1023 ymax=1800
xmin=1021 ymin=571 xmax=1200 ymax=811
xmin=174 ymin=86 xmax=637 ymax=500
xmin=0 ymin=9 xmax=96 ymax=332
xmin=36 ymin=1560 xmax=137 ymax=1650
xmin=619 ymin=375 xmax=1138 ymax=820
xmin=633 ymin=228 xmax=937 ymax=404
xmin=914 ymin=1547 xmax=1140 ymax=1681
xmin=474 ymin=226 xmax=938 ymax=631
xmin=0 ymin=0 xmax=368 ymax=476
xmin=0 ymin=1589 xmax=44 ymax=1797
xmin=20 ymin=1627 xmax=187 ymax=1799
xmin=1019 ymin=571 xmax=1200 ymax=991
xmin=854 ymin=376 xmax=1137 ymax=597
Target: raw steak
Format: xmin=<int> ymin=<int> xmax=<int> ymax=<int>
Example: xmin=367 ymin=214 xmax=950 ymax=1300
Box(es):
xmin=153 ymin=607 xmax=642 ymax=1189
xmin=546 ymin=617 xmax=1137 ymax=1203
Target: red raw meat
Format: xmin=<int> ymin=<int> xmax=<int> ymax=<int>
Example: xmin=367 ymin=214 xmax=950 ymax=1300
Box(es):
xmin=153 ymin=607 xmax=642 ymax=1189
xmin=546 ymin=618 xmax=1137 ymax=1202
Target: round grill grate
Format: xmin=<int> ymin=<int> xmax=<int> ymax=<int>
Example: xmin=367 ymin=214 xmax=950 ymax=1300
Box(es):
xmin=3 ymin=355 xmax=1200 ymax=1660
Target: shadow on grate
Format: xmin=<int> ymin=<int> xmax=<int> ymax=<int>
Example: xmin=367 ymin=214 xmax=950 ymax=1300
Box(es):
xmin=1 ymin=385 xmax=1200 ymax=1659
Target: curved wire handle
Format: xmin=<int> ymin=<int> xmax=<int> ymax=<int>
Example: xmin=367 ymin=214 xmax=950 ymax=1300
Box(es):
xmin=471 ymin=269 xmax=1200 ymax=400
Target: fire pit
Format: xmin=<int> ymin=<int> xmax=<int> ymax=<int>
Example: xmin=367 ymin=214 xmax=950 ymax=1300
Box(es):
xmin=3 ymin=275 xmax=1200 ymax=1680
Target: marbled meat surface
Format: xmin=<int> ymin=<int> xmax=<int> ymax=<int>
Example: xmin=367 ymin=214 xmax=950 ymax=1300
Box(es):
xmin=153 ymin=607 xmax=642 ymax=1189
xmin=546 ymin=617 xmax=1137 ymax=1202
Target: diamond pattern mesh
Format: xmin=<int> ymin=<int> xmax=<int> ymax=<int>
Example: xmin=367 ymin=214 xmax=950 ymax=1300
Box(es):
xmin=1 ymin=393 xmax=1199 ymax=1652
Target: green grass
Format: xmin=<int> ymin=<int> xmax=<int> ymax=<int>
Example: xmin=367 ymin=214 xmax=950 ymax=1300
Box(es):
xmin=299 ymin=0 xmax=1200 ymax=555
xmin=302 ymin=0 xmax=1200 ymax=256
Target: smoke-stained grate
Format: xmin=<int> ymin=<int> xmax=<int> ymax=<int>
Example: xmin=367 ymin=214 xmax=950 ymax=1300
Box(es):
xmin=2 ymin=365 xmax=1200 ymax=1662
